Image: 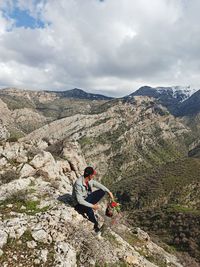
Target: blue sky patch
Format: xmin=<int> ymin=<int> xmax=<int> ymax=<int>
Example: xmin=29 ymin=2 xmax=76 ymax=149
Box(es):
xmin=7 ymin=7 xmax=45 ymax=29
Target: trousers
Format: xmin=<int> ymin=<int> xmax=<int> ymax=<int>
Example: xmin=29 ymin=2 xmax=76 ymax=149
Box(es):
xmin=75 ymin=189 xmax=105 ymax=226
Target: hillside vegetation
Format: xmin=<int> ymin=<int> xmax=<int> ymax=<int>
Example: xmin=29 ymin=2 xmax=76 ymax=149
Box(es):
xmin=115 ymin=158 xmax=200 ymax=263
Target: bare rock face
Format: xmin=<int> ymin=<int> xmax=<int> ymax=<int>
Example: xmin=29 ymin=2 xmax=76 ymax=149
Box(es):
xmin=30 ymin=151 xmax=55 ymax=169
xmin=61 ymin=141 xmax=87 ymax=177
xmin=27 ymin=240 xmax=37 ymax=249
xmin=0 ymin=92 xmax=53 ymax=137
xmin=0 ymin=99 xmax=12 ymax=140
xmin=0 ymin=230 xmax=8 ymax=249
xmin=1 ymin=142 xmax=27 ymax=161
xmin=19 ymin=164 xmax=36 ymax=178
xmin=54 ymin=242 xmax=77 ymax=267
xmin=0 ymin=157 xmax=8 ymax=168
xmin=0 ymin=120 xmax=10 ymax=141
xmin=0 ymin=99 xmax=12 ymax=123
xmin=29 ymin=151 xmax=72 ymax=182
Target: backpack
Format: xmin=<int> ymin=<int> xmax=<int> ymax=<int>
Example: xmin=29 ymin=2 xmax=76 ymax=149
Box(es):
xmin=105 ymin=201 xmax=120 ymax=217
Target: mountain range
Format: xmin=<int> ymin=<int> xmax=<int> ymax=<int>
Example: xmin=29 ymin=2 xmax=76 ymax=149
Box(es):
xmin=0 ymin=86 xmax=200 ymax=266
xmin=1 ymin=85 xmax=200 ymax=116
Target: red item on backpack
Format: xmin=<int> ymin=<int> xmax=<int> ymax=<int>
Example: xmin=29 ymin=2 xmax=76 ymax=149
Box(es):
xmin=105 ymin=201 xmax=119 ymax=217
xmin=111 ymin=201 xmax=118 ymax=207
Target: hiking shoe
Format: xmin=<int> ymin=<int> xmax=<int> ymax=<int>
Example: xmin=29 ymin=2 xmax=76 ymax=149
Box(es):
xmin=96 ymin=231 xmax=103 ymax=239
xmin=94 ymin=225 xmax=101 ymax=233
xmin=95 ymin=214 xmax=99 ymax=220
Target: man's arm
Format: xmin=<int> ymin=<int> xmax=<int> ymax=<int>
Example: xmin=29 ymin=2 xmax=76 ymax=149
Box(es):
xmin=92 ymin=180 xmax=114 ymax=200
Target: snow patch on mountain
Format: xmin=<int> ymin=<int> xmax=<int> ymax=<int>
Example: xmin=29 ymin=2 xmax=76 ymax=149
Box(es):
xmin=156 ymin=86 xmax=198 ymax=102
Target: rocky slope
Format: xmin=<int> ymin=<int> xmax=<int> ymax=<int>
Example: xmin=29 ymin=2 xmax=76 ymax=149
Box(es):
xmin=0 ymin=98 xmax=50 ymax=141
xmin=1 ymin=87 xmax=200 ymax=265
xmin=0 ymin=88 xmax=111 ymax=121
xmin=0 ymin=87 xmax=59 ymax=103
xmin=0 ymin=87 xmax=110 ymax=138
xmin=20 ymin=96 xmax=190 ymax=185
xmin=0 ymin=140 xmax=184 ymax=267
xmin=114 ymin=156 xmax=200 ymax=266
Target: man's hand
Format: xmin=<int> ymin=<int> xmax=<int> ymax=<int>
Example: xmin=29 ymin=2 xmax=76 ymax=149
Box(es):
xmin=108 ymin=191 xmax=114 ymax=200
xmin=92 ymin=204 xmax=100 ymax=210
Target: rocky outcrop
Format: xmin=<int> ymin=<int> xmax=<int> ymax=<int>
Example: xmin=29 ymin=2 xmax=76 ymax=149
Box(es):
xmin=61 ymin=140 xmax=87 ymax=176
xmin=0 ymin=140 xmax=184 ymax=267
xmin=0 ymin=99 xmax=13 ymax=140
xmin=0 ymin=99 xmax=12 ymax=122
xmin=0 ymin=199 xmax=183 ymax=267
xmin=0 ymin=120 xmax=10 ymax=141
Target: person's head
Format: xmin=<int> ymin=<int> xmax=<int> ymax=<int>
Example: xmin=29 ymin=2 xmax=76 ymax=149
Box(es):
xmin=84 ymin=166 xmax=97 ymax=180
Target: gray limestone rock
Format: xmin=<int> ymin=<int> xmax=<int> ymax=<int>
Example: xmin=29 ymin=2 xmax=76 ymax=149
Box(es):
xmin=27 ymin=240 xmax=37 ymax=249
xmin=0 ymin=230 xmax=8 ymax=249
xmin=32 ymin=229 xmax=52 ymax=244
xmin=54 ymin=242 xmax=77 ymax=267
xmin=0 ymin=178 xmax=32 ymax=201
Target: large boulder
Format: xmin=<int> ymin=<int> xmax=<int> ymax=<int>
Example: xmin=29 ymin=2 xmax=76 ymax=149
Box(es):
xmin=1 ymin=142 xmax=27 ymax=161
xmin=61 ymin=141 xmax=86 ymax=177
xmin=0 ymin=177 xmax=32 ymax=201
xmin=32 ymin=229 xmax=52 ymax=244
xmin=19 ymin=164 xmax=36 ymax=178
xmin=30 ymin=151 xmax=60 ymax=180
xmin=30 ymin=151 xmax=55 ymax=169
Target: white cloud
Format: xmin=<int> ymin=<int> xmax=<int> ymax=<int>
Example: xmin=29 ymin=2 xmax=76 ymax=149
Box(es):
xmin=0 ymin=0 xmax=200 ymax=96
xmin=0 ymin=9 xmax=14 ymax=35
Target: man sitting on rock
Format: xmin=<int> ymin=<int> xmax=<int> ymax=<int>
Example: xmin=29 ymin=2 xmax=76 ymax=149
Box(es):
xmin=72 ymin=166 xmax=114 ymax=233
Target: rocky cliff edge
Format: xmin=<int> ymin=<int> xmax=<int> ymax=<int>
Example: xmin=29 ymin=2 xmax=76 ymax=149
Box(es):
xmin=0 ymin=140 xmax=183 ymax=267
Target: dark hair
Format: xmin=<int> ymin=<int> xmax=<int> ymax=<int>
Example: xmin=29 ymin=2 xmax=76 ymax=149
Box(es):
xmin=84 ymin=166 xmax=95 ymax=178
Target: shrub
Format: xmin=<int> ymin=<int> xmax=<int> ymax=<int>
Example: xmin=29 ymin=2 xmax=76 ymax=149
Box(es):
xmin=6 ymin=189 xmax=28 ymax=203
xmin=7 ymin=131 xmax=24 ymax=142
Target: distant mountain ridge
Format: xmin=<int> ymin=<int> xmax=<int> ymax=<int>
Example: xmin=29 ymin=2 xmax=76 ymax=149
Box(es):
xmin=127 ymin=85 xmax=197 ymax=101
xmin=0 ymin=87 xmax=112 ymax=125
xmin=52 ymin=88 xmax=114 ymax=100
xmin=175 ymin=90 xmax=200 ymax=116
xmin=0 ymin=85 xmax=197 ymax=102
xmin=0 ymin=87 xmax=113 ymax=101
xmin=1 ymin=86 xmax=200 ymax=118
xmin=125 ymin=85 xmax=199 ymax=115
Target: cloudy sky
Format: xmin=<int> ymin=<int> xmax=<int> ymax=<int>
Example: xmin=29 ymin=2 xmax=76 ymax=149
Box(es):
xmin=0 ymin=0 xmax=200 ymax=97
